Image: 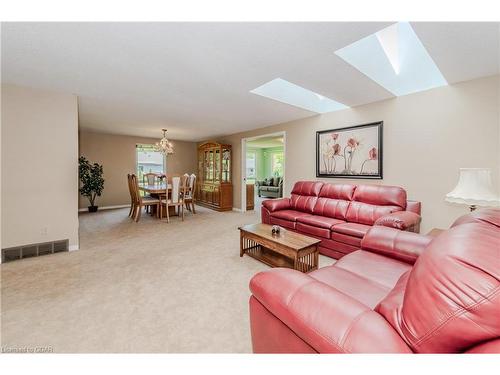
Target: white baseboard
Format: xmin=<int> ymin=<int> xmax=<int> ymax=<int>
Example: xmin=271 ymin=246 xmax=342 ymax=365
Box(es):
xmin=78 ymin=204 xmax=130 ymax=212
xmin=232 ymin=207 xmax=242 ymax=212
xmin=69 ymin=244 xmax=79 ymax=251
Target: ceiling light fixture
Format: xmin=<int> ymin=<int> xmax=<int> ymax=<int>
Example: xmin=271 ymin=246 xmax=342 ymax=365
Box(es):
xmin=154 ymin=129 xmax=174 ymax=155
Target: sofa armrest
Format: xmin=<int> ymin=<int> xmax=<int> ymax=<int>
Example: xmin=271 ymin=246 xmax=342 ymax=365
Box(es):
xmin=361 ymin=226 xmax=433 ymax=265
xmin=375 ymin=211 xmax=421 ymax=232
xmin=406 ymin=200 xmax=421 ymax=215
xmin=262 ymin=197 xmax=291 ymax=212
xmin=250 ymin=268 xmax=411 ymax=353
xmin=255 ymin=180 xmax=264 ymax=187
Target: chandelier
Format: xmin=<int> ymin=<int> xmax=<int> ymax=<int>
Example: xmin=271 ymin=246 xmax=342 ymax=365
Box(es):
xmin=154 ymin=129 xmax=174 ymax=155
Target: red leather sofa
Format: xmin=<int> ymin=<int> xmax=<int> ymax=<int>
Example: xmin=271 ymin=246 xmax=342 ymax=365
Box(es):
xmin=249 ymin=208 xmax=500 ymax=353
xmin=261 ymin=181 xmax=422 ymax=259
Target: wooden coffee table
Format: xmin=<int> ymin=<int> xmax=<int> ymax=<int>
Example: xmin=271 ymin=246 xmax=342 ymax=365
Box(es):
xmin=239 ymin=223 xmax=321 ymax=273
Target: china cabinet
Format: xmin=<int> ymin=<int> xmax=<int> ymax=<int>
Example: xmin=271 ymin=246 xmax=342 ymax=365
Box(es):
xmin=197 ymin=141 xmax=233 ymax=211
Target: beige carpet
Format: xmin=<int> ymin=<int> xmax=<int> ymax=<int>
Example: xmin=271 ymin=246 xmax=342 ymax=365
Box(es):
xmin=1 ymin=205 xmax=334 ymax=353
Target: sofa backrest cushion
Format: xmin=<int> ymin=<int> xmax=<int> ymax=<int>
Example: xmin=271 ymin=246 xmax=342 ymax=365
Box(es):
xmin=346 ymin=185 xmax=406 ymax=225
xmin=319 ymin=183 xmax=356 ymax=201
xmin=313 ymin=184 xmax=356 ymax=220
xmin=290 ymin=181 xmax=323 ymax=213
xmin=378 ymin=210 xmax=500 ymax=353
xmin=353 ymin=185 xmax=407 ymax=207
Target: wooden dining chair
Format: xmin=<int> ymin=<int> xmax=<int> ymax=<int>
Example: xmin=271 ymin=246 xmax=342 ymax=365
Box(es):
xmin=160 ymin=175 xmax=187 ymax=223
xmin=131 ymin=174 xmax=160 ymax=222
xmin=184 ymin=174 xmax=197 ymax=214
xmin=127 ymin=174 xmax=135 ymax=218
xmin=142 ymin=173 xmax=159 ymax=213
xmin=143 ymin=173 xmax=157 ymax=185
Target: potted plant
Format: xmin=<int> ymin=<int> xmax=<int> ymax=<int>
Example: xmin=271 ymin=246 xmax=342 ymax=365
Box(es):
xmin=79 ymin=156 xmax=104 ymax=212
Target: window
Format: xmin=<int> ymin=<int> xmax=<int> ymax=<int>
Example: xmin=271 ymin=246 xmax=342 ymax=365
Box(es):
xmin=136 ymin=144 xmax=165 ymax=183
xmin=271 ymin=151 xmax=284 ymax=177
xmin=246 ymin=151 xmax=256 ymax=181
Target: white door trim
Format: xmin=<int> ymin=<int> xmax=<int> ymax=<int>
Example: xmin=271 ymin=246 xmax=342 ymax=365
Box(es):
xmin=241 ymin=131 xmax=286 ymax=212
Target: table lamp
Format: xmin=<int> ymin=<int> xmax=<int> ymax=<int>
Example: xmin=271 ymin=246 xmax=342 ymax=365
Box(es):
xmin=445 ymin=168 xmax=499 ymax=211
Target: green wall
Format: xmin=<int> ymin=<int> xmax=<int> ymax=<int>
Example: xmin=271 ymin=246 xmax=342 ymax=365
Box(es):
xmin=246 ymin=147 xmax=265 ymax=181
xmin=246 ymin=145 xmax=284 ymax=182
xmin=262 ymin=146 xmax=284 ymax=178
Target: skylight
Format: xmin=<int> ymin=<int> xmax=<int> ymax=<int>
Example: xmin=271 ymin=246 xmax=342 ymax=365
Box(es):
xmin=335 ymin=22 xmax=447 ymax=96
xmin=250 ymin=78 xmax=348 ymax=113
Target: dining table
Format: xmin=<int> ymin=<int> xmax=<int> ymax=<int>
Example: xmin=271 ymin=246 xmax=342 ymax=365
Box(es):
xmin=138 ymin=183 xmax=191 ymax=218
xmin=138 ymin=183 xmax=172 ymax=195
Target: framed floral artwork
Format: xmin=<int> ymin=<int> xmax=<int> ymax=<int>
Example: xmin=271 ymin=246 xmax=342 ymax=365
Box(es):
xmin=316 ymin=121 xmax=383 ymax=179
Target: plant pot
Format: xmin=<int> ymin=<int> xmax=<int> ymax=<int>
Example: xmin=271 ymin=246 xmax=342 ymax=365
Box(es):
xmin=88 ymin=205 xmax=98 ymax=213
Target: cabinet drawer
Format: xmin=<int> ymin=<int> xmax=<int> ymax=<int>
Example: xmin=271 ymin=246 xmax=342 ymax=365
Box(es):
xmin=202 ymin=184 xmax=215 ymax=192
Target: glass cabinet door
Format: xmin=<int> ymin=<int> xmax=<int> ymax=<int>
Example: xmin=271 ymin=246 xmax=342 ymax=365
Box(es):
xmin=203 ymin=151 xmax=209 ymax=181
xmin=222 ymin=148 xmax=231 ymax=183
xmin=198 ymin=150 xmax=204 ymax=180
xmin=208 ymin=149 xmax=214 ymax=181
xmin=215 ymin=149 xmax=220 ymax=182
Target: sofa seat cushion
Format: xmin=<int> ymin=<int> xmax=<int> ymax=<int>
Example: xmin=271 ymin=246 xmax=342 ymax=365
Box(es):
xmin=332 ymin=222 xmax=371 ymax=238
xmin=297 ymin=215 xmax=345 ymax=229
xmin=310 ymin=266 xmax=392 ymax=309
xmin=296 ymin=222 xmax=330 ymax=239
xmin=269 ymin=217 xmax=296 ymax=230
xmin=321 ymin=240 xmax=359 ymax=256
xmin=334 ymin=250 xmax=412 ymax=289
xmin=331 ymin=232 xmax=362 ymax=248
xmin=270 ymin=210 xmax=312 ymax=222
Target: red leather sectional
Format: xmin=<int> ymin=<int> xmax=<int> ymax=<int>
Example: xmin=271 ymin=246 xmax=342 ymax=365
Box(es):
xmin=261 ymin=181 xmax=422 ymax=259
xmin=249 ymin=208 xmax=500 ymax=353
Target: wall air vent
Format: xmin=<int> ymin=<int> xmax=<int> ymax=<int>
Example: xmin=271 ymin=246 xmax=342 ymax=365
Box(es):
xmin=2 ymin=239 xmax=69 ymax=263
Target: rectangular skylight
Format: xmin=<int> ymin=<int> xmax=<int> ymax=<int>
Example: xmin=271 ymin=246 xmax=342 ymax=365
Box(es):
xmin=250 ymin=78 xmax=348 ymax=113
xmin=335 ymin=22 xmax=447 ymax=96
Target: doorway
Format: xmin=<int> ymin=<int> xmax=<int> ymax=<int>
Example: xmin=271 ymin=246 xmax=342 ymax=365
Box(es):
xmin=241 ymin=131 xmax=286 ymax=212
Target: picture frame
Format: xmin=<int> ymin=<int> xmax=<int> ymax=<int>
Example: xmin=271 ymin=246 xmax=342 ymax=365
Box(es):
xmin=316 ymin=121 xmax=383 ymax=179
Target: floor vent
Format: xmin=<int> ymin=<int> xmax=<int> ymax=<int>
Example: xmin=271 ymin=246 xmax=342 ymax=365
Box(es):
xmin=2 ymin=239 xmax=69 ymax=263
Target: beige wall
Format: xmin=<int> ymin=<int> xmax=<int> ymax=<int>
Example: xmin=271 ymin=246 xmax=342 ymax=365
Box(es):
xmin=222 ymin=75 xmax=500 ymax=234
xmin=1 ymin=84 xmax=79 ymax=252
xmin=78 ymin=131 xmax=197 ymax=209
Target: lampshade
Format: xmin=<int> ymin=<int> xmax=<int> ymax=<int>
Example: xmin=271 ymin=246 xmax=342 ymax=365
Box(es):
xmin=445 ymin=168 xmax=499 ymax=207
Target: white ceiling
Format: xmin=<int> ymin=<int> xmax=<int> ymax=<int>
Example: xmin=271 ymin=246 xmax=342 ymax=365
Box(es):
xmin=2 ymin=22 xmax=499 ymax=141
